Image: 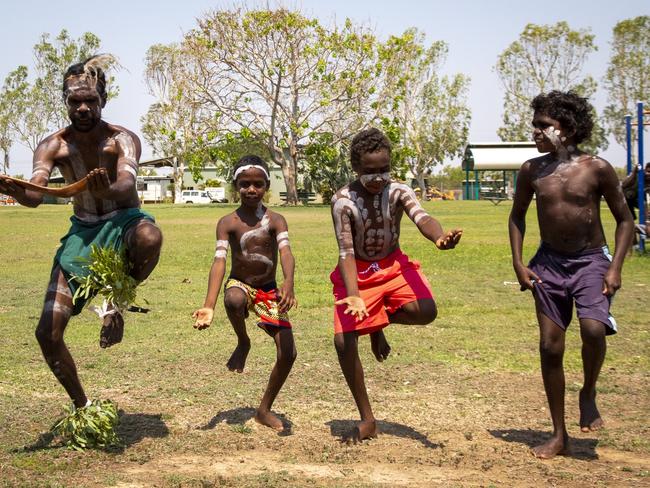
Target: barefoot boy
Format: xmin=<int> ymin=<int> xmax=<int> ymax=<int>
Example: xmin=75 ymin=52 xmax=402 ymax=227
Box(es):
xmin=193 ymin=155 xmax=297 ymax=431
xmin=330 ymin=128 xmax=462 ymax=442
xmin=509 ymin=91 xmax=634 ymax=459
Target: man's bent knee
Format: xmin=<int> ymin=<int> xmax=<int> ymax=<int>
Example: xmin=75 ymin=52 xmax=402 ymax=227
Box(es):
xmin=130 ymin=222 xmax=162 ymax=253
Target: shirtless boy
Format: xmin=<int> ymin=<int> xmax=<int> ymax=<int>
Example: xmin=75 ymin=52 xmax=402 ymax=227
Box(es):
xmin=509 ymin=91 xmax=634 ymax=459
xmin=0 ymin=56 xmax=162 ymax=408
xmin=193 ymin=155 xmax=297 ymax=431
xmin=330 ymin=128 xmax=462 ymax=442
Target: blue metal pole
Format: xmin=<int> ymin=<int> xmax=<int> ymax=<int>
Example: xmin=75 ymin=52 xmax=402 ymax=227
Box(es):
xmin=638 ymin=102 xmax=645 ymax=252
xmin=625 ymin=115 xmax=632 ymax=175
xmin=474 ymin=170 xmax=479 ymax=200
xmin=465 ymin=167 xmax=469 ymax=200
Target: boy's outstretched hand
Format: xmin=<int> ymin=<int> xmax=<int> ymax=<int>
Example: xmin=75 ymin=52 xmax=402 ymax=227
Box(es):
xmin=277 ymin=282 xmax=297 ymax=313
xmin=192 ymin=308 xmax=214 ymax=330
xmin=435 ymin=228 xmax=463 ymax=250
xmin=335 ymin=296 xmax=369 ymax=321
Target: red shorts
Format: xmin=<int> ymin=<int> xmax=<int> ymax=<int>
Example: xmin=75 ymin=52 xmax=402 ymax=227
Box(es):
xmin=330 ymin=249 xmax=435 ymax=335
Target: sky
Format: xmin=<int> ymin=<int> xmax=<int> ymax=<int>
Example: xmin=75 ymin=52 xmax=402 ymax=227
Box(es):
xmin=1 ymin=0 xmax=648 ymax=176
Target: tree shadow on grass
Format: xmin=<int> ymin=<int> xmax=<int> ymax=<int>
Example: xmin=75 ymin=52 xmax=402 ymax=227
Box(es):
xmin=16 ymin=410 xmax=169 ymax=453
xmin=199 ymin=406 xmax=293 ymax=436
xmin=489 ymin=429 xmax=598 ymax=460
xmin=326 ymin=419 xmax=441 ymax=449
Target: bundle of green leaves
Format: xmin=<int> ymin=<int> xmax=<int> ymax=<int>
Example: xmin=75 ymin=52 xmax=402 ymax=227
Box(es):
xmin=72 ymin=245 xmax=138 ymax=312
xmin=51 ymin=399 xmax=121 ymax=451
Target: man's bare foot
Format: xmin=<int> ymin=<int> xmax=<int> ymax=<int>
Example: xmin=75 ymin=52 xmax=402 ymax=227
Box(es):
xmin=579 ymin=389 xmax=604 ymax=432
xmin=255 ymin=409 xmax=284 ymax=431
xmin=370 ymin=330 xmax=391 ymax=362
xmin=226 ymin=341 xmax=250 ymax=372
xmin=341 ymin=419 xmax=378 ymax=444
xmin=531 ymin=434 xmax=569 ymax=459
xmin=99 ymin=312 xmax=124 ymax=348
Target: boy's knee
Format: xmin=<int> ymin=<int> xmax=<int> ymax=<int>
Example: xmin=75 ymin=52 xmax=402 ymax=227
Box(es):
xmin=580 ymin=320 xmax=606 ymax=344
xmin=224 ymin=290 xmax=248 ymax=315
xmin=539 ymin=338 xmax=563 ymax=361
xmin=418 ymin=299 xmax=437 ymax=323
xmin=278 ymin=344 xmax=297 ymax=364
xmin=334 ymin=334 xmax=346 ymax=355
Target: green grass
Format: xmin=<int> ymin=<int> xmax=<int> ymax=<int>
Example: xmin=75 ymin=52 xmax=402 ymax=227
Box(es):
xmin=0 ymin=201 xmax=648 ymax=486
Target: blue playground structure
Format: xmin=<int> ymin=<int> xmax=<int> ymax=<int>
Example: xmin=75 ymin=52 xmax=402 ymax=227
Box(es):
xmin=624 ymin=101 xmax=648 ymax=253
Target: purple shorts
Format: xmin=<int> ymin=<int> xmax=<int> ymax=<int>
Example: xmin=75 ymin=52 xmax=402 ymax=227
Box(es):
xmin=528 ymin=243 xmax=617 ymax=335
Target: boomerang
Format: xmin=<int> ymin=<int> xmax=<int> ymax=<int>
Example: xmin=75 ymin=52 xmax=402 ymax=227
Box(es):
xmin=1 ymin=175 xmax=89 ymax=198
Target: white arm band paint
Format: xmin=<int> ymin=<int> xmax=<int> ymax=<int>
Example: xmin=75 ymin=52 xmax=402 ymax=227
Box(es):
xmin=215 ymin=239 xmax=229 ymax=259
xmin=276 ymin=231 xmax=290 ymax=249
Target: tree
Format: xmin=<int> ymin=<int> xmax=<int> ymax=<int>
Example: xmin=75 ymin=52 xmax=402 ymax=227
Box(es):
xmin=495 ymin=22 xmax=607 ymax=152
xmin=1 ymin=29 xmax=116 ymax=154
xmin=32 ymin=30 xmax=117 ymax=129
xmin=603 ymin=16 xmax=650 ymax=155
xmin=381 ymin=29 xmax=471 ymax=193
xmin=0 ymin=86 xmax=13 ymax=173
xmin=181 ymin=8 xmax=383 ymax=204
xmin=141 ymin=43 xmax=216 ymax=203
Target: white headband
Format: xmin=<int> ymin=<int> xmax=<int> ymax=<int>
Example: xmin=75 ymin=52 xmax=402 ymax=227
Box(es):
xmin=233 ymin=164 xmax=270 ymax=181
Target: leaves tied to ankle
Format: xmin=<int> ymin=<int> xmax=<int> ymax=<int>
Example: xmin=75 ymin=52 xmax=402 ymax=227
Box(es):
xmin=72 ymin=245 xmax=139 ymax=312
xmin=51 ymin=399 xmax=121 ymax=451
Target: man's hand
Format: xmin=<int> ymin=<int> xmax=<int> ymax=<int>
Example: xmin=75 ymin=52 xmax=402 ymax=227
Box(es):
xmin=602 ymin=268 xmax=621 ymax=296
xmin=0 ymin=175 xmax=26 ymax=199
xmin=277 ymin=281 xmax=297 ymax=313
xmin=335 ymin=296 xmax=369 ymax=322
xmin=514 ymin=262 xmax=542 ymax=291
xmin=86 ymin=168 xmax=112 ymax=199
xmin=192 ymin=307 xmax=214 ymax=330
xmin=435 ymin=228 xmax=463 ymax=250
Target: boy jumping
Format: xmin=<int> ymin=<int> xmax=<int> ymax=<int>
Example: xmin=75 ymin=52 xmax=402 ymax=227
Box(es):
xmin=330 ymin=128 xmax=462 ymax=442
xmin=509 ymin=91 xmax=634 ymax=459
xmin=193 ymin=155 xmax=297 ymax=432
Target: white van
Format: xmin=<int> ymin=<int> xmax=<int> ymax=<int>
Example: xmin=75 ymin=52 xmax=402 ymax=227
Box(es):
xmin=205 ymin=187 xmax=227 ymax=203
xmin=180 ymin=190 xmax=212 ymax=204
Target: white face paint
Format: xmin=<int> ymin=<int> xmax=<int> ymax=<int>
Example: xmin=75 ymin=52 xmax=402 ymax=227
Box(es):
xmin=359 ymin=172 xmax=391 ymax=190
xmin=543 ymin=126 xmax=571 ymax=160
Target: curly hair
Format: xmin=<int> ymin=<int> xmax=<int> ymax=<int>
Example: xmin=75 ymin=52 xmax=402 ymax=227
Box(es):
xmin=531 ymin=90 xmax=594 ymax=144
xmin=232 ymin=154 xmax=270 ymax=185
xmin=350 ymin=128 xmax=392 ymax=168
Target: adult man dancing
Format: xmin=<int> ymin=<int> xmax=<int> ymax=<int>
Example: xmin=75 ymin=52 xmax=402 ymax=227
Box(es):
xmin=0 ymin=56 xmax=162 ymax=408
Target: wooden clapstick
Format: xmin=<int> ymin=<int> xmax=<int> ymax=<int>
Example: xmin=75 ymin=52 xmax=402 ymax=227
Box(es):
xmin=1 ymin=175 xmax=89 ymax=198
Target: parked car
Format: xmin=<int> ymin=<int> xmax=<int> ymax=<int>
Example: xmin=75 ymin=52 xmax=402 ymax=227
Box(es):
xmin=180 ymin=190 xmax=212 ymax=204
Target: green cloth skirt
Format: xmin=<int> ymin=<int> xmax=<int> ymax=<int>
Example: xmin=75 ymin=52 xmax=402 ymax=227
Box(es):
xmin=53 ymin=208 xmax=155 ymax=315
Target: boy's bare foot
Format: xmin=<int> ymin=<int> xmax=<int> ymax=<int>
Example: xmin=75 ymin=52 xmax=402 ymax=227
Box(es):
xmin=579 ymin=389 xmax=604 ymax=432
xmin=531 ymin=435 xmax=569 ymax=459
xmin=227 ymin=341 xmax=250 ymax=372
xmin=99 ymin=312 xmax=124 ymax=348
xmin=255 ymin=409 xmax=284 ymax=431
xmin=342 ymin=419 xmax=378 ymax=443
xmin=370 ymin=330 xmax=391 ymax=362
